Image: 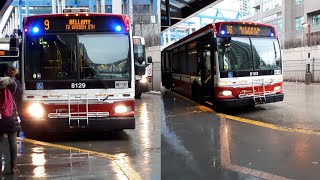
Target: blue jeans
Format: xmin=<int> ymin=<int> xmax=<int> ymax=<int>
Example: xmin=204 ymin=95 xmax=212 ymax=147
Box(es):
xmin=0 ymin=132 xmax=17 ymax=169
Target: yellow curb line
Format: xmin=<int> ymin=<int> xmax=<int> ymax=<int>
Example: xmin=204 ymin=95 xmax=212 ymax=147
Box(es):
xmin=168 ymin=90 xmax=320 ymax=136
xmin=18 ymin=137 xmax=142 ymax=180
xmin=220 ymin=116 xmax=293 ymax=180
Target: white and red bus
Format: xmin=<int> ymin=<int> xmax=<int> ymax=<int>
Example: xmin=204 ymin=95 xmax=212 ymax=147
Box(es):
xmin=21 ymin=11 xmax=135 ymax=132
xmin=133 ymin=36 xmax=152 ymax=98
xmin=162 ymin=21 xmax=284 ymax=107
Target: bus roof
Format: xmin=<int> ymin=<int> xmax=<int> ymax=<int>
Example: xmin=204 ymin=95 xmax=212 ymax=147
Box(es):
xmin=164 ymin=21 xmax=277 ymax=51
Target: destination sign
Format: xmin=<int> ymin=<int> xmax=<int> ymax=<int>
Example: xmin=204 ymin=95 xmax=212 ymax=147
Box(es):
xmin=220 ymin=23 xmax=275 ymax=37
xmin=25 ymin=16 xmax=125 ymax=33
xmin=133 ymin=38 xmax=141 ymax=45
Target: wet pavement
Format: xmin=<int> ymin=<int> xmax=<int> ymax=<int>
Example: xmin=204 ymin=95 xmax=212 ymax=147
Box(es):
xmin=224 ymin=82 xmax=320 ymax=131
xmin=161 ymin=87 xmax=320 ymax=180
xmin=1 ymin=93 xmax=160 ymax=180
xmin=1 ymin=139 xmax=128 ymax=179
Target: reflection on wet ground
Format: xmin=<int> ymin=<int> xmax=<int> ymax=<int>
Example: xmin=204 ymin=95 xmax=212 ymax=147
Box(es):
xmin=1 ymin=141 xmax=128 ymax=179
xmin=162 ymin=88 xmax=320 ymax=180
xmin=1 ymin=93 xmax=160 ymax=180
xmin=220 ymin=82 xmax=320 ymax=131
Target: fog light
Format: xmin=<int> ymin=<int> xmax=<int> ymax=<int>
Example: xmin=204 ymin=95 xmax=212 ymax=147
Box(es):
xmin=115 ymin=105 xmax=130 ymax=114
xmin=274 ymin=86 xmax=281 ymax=92
xmin=220 ymin=90 xmax=232 ymax=96
xmin=27 ymin=102 xmax=44 ymax=119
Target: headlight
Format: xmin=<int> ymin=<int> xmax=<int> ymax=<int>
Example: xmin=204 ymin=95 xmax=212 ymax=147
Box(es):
xmin=27 ymin=102 xmax=44 ymax=119
xmin=219 ymin=90 xmax=233 ymax=96
xmin=114 ymin=105 xmax=131 ymax=114
xmin=274 ymin=86 xmax=281 ymax=91
xmin=140 ymin=75 xmax=148 ymax=83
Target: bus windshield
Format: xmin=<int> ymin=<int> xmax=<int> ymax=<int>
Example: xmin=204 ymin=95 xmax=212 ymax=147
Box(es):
xmin=133 ymin=44 xmax=146 ymax=63
xmin=25 ymin=34 xmax=131 ymax=80
xmin=218 ymin=37 xmax=281 ymax=71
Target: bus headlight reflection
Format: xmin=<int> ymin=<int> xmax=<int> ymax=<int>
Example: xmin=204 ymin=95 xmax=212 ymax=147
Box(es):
xmin=27 ymin=103 xmax=45 ymax=119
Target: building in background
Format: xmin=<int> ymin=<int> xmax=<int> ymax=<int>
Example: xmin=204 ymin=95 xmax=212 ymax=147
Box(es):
xmin=245 ymin=0 xmax=320 ymax=48
xmin=239 ymin=0 xmax=251 ymax=18
xmin=0 ymin=0 xmax=160 ymax=46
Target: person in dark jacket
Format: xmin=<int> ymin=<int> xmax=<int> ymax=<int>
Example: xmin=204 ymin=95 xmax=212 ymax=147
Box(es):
xmin=0 ymin=63 xmax=20 ymax=176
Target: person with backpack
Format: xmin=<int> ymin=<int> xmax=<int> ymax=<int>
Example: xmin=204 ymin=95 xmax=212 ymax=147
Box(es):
xmin=0 ymin=63 xmax=20 ymax=176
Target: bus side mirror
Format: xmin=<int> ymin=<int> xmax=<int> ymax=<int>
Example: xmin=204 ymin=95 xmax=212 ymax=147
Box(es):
xmin=138 ymin=57 xmax=144 ymax=64
xmin=147 ymin=56 xmax=152 ymax=63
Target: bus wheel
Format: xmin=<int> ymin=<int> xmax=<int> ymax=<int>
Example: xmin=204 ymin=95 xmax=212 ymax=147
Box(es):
xmin=192 ymin=83 xmax=203 ymax=103
xmin=135 ymin=93 xmax=142 ymax=99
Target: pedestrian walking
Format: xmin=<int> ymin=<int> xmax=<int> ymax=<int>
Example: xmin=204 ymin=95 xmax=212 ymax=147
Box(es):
xmin=0 ymin=63 xmax=21 ymax=176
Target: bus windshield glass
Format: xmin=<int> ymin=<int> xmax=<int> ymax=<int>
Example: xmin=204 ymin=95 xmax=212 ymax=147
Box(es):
xmin=79 ymin=34 xmax=130 ymax=79
xmin=25 ymin=34 xmax=131 ymax=80
xmin=133 ymin=44 xmax=146 ymax=63
xmin=218 ymin=37 xmax=281 ymax=71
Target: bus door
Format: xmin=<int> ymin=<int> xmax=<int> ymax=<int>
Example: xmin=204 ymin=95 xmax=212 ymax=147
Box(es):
xmin=200 ymin=42 xmax=214 ymax=100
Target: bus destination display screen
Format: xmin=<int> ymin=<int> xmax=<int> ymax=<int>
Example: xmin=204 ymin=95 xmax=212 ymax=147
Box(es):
xmin=26 ymin=16 xmax=125 ymax=33
xmin=220 ymin=23 xmax=275 ymax=37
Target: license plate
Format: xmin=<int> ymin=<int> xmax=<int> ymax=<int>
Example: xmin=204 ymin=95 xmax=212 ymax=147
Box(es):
xmin=115 ymin=81 xmax=128 ymax=89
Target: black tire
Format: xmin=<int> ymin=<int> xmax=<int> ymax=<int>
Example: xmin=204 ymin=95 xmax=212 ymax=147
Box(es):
xmin=192 ymin=83 xmax=204 ymax=103
xmin=135 ymin=93 xmax=142 ymax=99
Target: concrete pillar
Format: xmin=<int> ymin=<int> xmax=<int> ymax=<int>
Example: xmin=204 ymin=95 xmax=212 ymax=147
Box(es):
xmin=101 ymin=0 xmax=105 ymax=13
xmin=52 ymin=0 xmax=56 ymax=13
xmin=112 ymin=0 xmax=122 ymax=14
xmin=123 ymin=0 xmax=127 ymax=14
xmin=149 ymin=0 xmax=153 ymax=15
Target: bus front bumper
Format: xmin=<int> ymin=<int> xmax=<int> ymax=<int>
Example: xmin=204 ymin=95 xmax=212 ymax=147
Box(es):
xmin=21 ymin=117 xmax=135 ymax=132
xmin=216 ymin=93 xmax=284 ymax=107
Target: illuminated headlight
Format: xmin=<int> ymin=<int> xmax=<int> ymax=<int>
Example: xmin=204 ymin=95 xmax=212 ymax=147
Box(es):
xmin=27 ymin=103 xmax=44 ymax=119
xmin=140 ymin=75 xmax=148 ymax=83
xmin=114 ymin=105 xmax=131 ymax=114
xmin=274 ymin=86 xmax=281 ymax=91
xmin=219 ymin=90 xmax=233 ymax=96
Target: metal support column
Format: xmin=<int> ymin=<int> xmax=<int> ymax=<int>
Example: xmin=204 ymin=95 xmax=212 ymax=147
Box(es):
xmin=96 ymin=0 xmax=100 ymax=13
xmin=57 ymin=0 xmax=61 ymax=13
xmin=52 ymin=0 xmax=56 ymax=14
xmin=61 ymin=0 xmax=65 ymax=12
xmin=25 ymin=0 xmax=30 ymax=16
